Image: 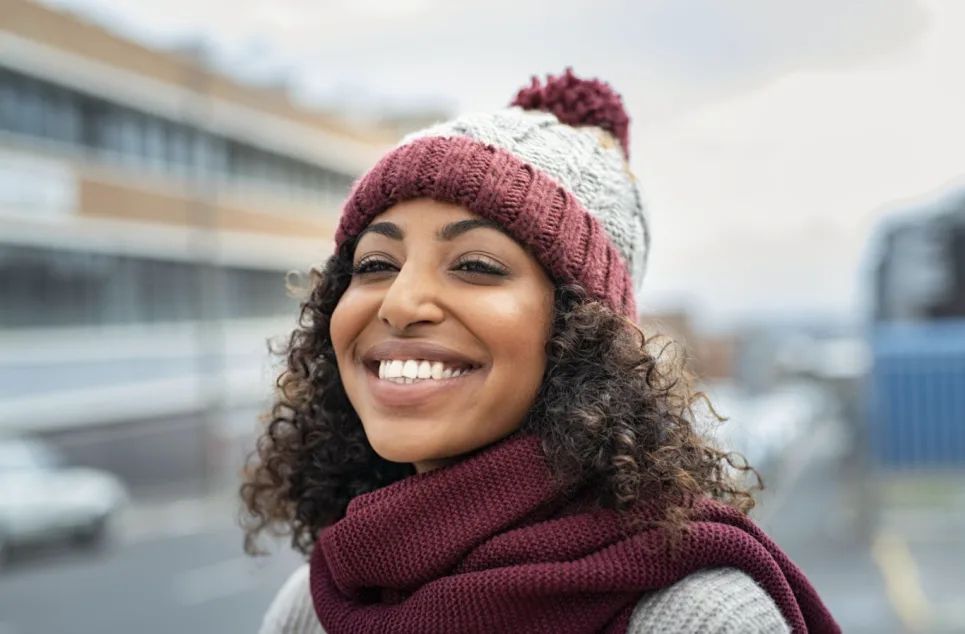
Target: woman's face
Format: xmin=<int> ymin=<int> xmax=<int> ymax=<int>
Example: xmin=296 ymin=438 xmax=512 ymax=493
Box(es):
xmin=330 ymin=199 xmax=555 ymax=472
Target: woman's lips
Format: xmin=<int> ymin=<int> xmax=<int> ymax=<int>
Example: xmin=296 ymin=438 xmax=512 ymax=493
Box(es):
xmin=361 ymin=340 xmax=479 ymax=370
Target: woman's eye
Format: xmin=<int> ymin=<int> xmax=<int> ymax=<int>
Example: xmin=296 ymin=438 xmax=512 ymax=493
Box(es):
xmin=352 ymin=258 xmax=397 ymax=276
xmin=453 ymin=258 xmax=508 ymax=276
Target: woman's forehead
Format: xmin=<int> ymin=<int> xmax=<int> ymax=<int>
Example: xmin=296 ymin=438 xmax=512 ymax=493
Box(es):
xmin=375 ymin=199 xmax=479 ymax=226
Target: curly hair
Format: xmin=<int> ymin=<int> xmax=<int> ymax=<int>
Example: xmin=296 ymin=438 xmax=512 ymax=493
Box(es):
xmin=240 ymin=242 xmax=761 ymax=556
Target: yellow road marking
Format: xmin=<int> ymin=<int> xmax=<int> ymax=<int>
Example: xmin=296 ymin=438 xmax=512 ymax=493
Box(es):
xmin=871 ymin=531 xmax=934 ymax=633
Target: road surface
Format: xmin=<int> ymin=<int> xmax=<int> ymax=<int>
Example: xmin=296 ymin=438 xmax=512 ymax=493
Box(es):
xmin=0 ymin=516 xmax=302 ymax=634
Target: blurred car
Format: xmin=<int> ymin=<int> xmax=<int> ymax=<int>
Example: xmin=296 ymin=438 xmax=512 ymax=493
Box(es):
xmin=0 ymin=437 xmax=129 ymax=564
xmin=705 ymin=381 xmax=831 ymax=475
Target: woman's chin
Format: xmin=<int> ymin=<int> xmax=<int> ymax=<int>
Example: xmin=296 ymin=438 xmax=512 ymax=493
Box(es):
xmin=366 ymin=432 xmax=452 ymax=468
xmin=361 ymin=417 xmax=520 ymax=472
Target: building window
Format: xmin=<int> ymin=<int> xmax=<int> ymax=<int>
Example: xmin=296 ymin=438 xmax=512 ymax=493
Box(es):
xmin=82 ymin=100 xmax=112 ymax=156
xmin=0 ymin=80 xmax=16 ymax=133
xmin=167 ymin=124 xmax=192 ymax=173
xmin=119 ymin=110 xmax=143 ymax=165
xmin=0 ymin=245 xmax=297 ymax=329
xmin=144 ymin=118 xmax=166 ymax=171
xmin=0 ymin=67 xmax=359 ymax=204
xmin=47 ymin=89 xmax=80 ymax=145
xmin=18 ymin=78 xmax=43 ymax=137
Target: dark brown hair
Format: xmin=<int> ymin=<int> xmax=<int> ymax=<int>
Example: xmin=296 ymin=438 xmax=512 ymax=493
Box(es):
xmin=240 ymin=242 xmax=760 ymax=555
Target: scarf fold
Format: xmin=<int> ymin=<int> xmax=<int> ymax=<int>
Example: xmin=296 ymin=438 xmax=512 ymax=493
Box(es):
xmin=309 ymin=434 xmax=839 ymax=634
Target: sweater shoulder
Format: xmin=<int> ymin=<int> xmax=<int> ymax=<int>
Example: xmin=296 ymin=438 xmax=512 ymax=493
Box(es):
xmin=259 ymin=563 xmax=325 ymax=634
xmin=260 ymin=564 xmax=788 ymax=634
xmin=628 ymin=567 xmax=791 ymax=634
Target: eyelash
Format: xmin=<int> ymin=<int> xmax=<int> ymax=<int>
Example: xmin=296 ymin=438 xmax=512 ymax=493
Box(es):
xmin=352 ymin=257 xmax=396 ymax=276
xmin=453 ymin=256 xmax=509 ymax=276
xmin=352 ymin=256 xmax=509 ymax=277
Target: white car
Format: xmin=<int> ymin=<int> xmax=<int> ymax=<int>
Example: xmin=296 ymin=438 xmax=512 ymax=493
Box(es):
xmin=0 ymin=437 xmax=129 ymax=563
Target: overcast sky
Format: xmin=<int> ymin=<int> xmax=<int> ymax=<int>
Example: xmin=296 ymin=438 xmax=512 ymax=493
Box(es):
xmin=47 ymin=0 xmax=965 ymax=328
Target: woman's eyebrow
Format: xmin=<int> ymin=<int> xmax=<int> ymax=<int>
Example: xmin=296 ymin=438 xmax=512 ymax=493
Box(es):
xmin=357 ymin=222 xmax=404 ymax=241
xmin=437 ymin=218 xmax=507 ymax=241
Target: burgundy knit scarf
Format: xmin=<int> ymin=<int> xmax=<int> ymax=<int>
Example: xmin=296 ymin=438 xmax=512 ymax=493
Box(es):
xmin=309 ymin=434 xmax=839 ymax=634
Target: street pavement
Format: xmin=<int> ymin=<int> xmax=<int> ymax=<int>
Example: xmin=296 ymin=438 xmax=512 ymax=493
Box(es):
xmin=753 ymin=421 xmax=902 ymax=634
xmin=754 ymin=419 xmax=965 ymax=634
xmin=2 ymin=418 xmax=963 ymax=634
xmin=0 ymin=514 xmax=302 ymax=634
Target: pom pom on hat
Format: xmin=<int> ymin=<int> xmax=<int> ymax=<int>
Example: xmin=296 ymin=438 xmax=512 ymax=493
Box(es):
xmin=510 ymin=68 xmax=631 ymax=158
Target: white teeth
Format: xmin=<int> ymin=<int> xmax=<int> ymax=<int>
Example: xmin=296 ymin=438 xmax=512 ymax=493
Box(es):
xmin=417 ymin=361 xmax=432 ymax=379
xmin=377 ymin=359 xmax=471 ymax=383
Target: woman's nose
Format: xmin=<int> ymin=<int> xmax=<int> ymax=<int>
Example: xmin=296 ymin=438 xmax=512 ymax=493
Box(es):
xmin=377 ymin=262 xmax=445 ymax=332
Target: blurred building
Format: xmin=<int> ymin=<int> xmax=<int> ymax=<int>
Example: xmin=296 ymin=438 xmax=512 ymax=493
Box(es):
xmin=0 ymin=0 xmax=393 ymax=490
xmin=370 ymin=107 xmax=454 ymax=137
xmin=866 ymin=184 xmax=965 ymax=470
xmin=872 ymin=189 xmax=965 ymax=323
xmin=640 ymin=310 xmax=737 ymax=383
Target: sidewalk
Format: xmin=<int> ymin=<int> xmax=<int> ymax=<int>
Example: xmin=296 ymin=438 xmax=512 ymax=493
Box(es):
xmin=873 ymin=475 xmax=965 ymax=634
xmin=755 ymin=419 xmax=965 ymax=634
xmin=116 ymin=487 xmax=240 ymax=544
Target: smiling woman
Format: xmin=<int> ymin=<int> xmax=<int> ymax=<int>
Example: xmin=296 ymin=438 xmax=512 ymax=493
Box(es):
xmin=240 ymin=69 xmax=840 ymax=634
xmin=331 ymin=200 xmax=554 ymax=472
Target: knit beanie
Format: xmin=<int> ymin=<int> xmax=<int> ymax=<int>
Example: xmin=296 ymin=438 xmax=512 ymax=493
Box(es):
xmin=335 ymin=68 xmax=650 ymax=318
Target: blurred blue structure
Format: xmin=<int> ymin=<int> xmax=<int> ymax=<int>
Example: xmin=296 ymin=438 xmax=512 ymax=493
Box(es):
xmin=867 ymin=184 xmax=965 ymax=469
xmin=871 ymin=321 xmax=965 ymax=467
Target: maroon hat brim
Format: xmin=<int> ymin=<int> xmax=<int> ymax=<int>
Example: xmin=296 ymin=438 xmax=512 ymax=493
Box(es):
xmin=335 ymin=136 xmax=636 ymax=318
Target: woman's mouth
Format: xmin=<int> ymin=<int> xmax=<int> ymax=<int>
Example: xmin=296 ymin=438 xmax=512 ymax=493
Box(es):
xmin=360 ymin=342 xmax=485 ymax=408
xmin=373 ymin=359 xmax=478 ymax=385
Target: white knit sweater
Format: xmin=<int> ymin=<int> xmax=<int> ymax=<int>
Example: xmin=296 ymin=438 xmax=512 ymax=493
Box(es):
xmin=260 ymin=565 xmax=790 ymax=634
